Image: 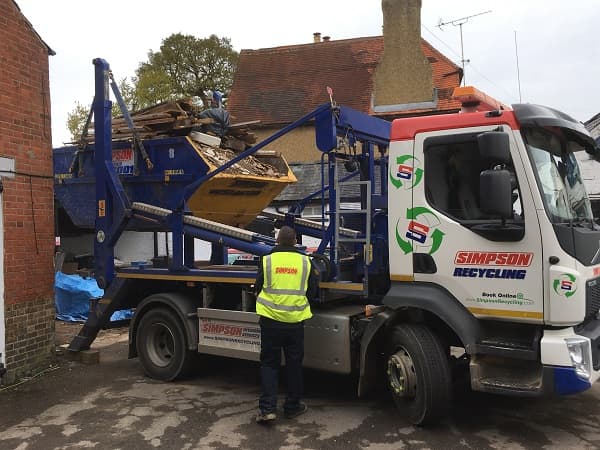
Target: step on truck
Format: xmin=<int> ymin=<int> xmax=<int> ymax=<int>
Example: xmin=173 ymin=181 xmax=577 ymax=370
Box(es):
xmin=54 ymin=58 xmax=600 ymax=425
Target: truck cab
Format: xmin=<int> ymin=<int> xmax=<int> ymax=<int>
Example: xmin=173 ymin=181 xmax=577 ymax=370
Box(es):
xmin=386 ymin=98 xmax=600 ymax=403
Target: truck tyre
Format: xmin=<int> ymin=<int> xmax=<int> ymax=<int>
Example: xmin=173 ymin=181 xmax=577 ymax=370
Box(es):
xmin=136 ymin=307 xmax=194 ymax=381
xmin=386 ymin=324 xmax=452 ymax=425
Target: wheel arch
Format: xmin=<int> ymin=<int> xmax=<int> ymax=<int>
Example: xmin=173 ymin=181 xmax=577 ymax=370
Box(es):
xmin=129 ymin=292 xmax=201 ymax=358
xmin=358 ymin=282 xmax=481 ymax=396
xmin=383 ymin=282 xmax=481 ymax=352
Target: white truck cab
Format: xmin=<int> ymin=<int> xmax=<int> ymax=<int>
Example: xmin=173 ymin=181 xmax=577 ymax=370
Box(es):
xmin=387 ymin=93 xmax=600 ymax=399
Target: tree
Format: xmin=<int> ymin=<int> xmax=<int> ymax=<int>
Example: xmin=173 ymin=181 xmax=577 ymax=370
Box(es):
xmin=66 ymin=102 xmax=90 ymax=143
xmin=66 ymin=78 xmax=137 ymax=142
xmin=65 ymin=33 xmax=239 ymax=140
xmin=133 ymin=65 xmax=175 ymax=109
xmin=135 ymin=33 xmax=239 ymax=107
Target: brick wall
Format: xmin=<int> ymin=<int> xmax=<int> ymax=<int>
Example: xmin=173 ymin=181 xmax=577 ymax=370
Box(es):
xmin=374 ymin=0 xmax=433 ymax=106
xmin=3 ymin=299 xmax=54 ymax=382
xmin=253 ymin=125 xmax=368 ymax=165
xmin=253 ymin=126 xmax=321 ymax=164
xmin=0 ymin=0 xmax=55 ymax=383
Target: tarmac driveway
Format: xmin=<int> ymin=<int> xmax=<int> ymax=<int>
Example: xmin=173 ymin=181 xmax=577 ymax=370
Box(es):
xmin=1 ymin=322 xmax=600 ymax=449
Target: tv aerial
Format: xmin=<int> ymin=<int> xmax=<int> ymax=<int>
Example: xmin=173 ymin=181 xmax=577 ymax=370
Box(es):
xmin=438 ymin=10 xmax=492 ymax=86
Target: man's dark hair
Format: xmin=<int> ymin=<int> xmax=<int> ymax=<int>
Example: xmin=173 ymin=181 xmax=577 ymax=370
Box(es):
xmin=277 ymin=226 xmax=296 ymax=246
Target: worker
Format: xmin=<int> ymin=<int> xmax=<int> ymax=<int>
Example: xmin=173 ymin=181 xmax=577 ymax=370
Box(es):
xmin=254 ymin=225 xmax=318 ymax=423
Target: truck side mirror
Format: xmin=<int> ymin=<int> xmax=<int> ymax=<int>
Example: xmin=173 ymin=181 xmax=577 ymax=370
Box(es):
xmin=478 ymin=132 xmax=510 ymax=165
xmin=480 ymin=169 xmax=513 ymax=219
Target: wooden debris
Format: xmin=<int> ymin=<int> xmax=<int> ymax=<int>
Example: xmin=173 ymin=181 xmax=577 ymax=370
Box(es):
xmin=221 ymin=136 xmax=246 ymax=152
xmin=229 ymin=120 xmax=261 ymax=129
xmin=228 ymin=121 xmax=258 ymax=145
xmin=73 ymin=98 xmax=283 ymax=178
xmin=195 ymin=143 xmax=285 ymax=178
xmin=79 ymin=99 xmax=259 ymax=144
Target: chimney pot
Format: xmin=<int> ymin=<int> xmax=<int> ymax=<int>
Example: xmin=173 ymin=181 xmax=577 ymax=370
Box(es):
xmin=313 ymin=32 xmax=321 ymax=43
xmin=322 ymin=36 xmax=331 ymax=42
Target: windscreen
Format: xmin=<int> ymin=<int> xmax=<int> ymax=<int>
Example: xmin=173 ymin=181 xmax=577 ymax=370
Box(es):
xmin=523 ymin=127 xmax=593 ymax=225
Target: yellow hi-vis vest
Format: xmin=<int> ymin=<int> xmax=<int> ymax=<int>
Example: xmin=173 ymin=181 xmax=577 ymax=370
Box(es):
xmin=256 ymin=252 xmax=313 ymax=323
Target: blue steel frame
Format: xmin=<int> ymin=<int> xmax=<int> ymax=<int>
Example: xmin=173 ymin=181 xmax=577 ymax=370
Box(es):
xmin=93 ymin=58 xmax=131 ymax=288
xmin=91 ymin=58 xmax=390 ymax=289
xmin=288 ymin=107 xmax=391 ymax=272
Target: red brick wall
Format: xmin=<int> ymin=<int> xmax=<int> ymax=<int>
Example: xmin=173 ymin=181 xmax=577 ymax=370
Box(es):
xmin=0 ymin=0 xmax=55 ymax=383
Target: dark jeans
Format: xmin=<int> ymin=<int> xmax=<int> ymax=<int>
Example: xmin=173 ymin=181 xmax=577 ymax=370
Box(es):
xmin=259 ymin=323 xmax=304 ymax=414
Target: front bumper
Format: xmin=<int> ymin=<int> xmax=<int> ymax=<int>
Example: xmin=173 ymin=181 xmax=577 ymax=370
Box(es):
xmin=541 ymin=318 xmax=600 ymax=395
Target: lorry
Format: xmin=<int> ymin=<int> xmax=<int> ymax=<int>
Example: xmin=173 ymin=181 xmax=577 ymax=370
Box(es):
xmin=54 ymin=58 xmax=600 ymax=425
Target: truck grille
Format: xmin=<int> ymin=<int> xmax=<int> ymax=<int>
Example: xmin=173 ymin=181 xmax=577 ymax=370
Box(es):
xmin=586 ymin=277 xmax=600 ymax=321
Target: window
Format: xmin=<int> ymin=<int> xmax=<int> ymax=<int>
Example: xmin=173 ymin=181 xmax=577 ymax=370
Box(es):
xmin=424 ymin=132 xmax=524 ymax=240
xmin=302 ymin=204 xmax=329 ymax=221
xmin=523 ymin=126 xmax=593 ymax=224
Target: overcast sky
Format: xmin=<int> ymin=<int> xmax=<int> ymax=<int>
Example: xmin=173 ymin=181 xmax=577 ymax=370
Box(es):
xmin=15 ymin=0 xmax=600 ymax=147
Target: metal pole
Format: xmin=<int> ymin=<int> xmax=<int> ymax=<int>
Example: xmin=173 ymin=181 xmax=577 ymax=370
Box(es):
xmin=93 ymin=58 xmax=114 ymax=288
xmin=459 ymin=23 xmax=466 ymax=86
xmin=514 ymin=30 xmax=523 ymax=103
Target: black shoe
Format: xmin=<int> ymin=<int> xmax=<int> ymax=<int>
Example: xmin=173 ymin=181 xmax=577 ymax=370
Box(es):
xmin=284 ymin=403 xmax=308 ymax=419
xmin=256 ymin=411 xmax=277 ymax=423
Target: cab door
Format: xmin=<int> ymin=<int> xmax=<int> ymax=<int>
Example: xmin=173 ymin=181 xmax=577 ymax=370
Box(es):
xmin=390 ymin=125 xmax=544 ymax=323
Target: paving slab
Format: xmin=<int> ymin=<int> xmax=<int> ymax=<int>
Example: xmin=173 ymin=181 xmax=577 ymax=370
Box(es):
xmin=1 ymin=322 xmax=600 ymax=449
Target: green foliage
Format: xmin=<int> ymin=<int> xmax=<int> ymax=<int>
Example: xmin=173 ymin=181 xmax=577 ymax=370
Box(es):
xmin=66 ymin=102 xmax=90 ymax=142
xmin=66 ymin=33 xmax=238 ymax=138
xmin=135 ymin=33 xmax=238 ymax=107
xmin=133 ymin=65 xmax=177 ymax=109
xmin=66 ymin=78 xmax=137 ymax=142
xmin=115 ymin=77 xmax=138 ymax=112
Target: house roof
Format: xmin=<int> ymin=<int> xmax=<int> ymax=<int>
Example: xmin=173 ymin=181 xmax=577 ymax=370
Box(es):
xmin=576 ymin=152 xmax=600 ymax=198
xmin=227 ymin=36 xmax=462 ymax=125
xmin=275 ymin=162 xmax=382 ymax=203
xmin=585 ymin=112 xmax=600 ymax=139
xmin=579 ymin=114 xmax=600 ymax=198
xmin=11 ymin=1 xmax=55 ymax=56
xmin=281 ymin=154 xmax=600 ymax=204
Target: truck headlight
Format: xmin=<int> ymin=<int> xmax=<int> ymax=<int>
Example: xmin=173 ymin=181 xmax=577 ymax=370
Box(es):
xmin=565 ymin=337 xmax=591 ymax=380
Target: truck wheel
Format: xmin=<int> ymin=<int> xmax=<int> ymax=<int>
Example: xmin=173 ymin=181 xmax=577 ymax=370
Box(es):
xmin=136 ymin=307 xmax=193 ymax=381
xmin=386 ymin=324 xmax=452 ymax=425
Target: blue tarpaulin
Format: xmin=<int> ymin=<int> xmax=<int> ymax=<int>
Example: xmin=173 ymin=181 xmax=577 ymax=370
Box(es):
xmin=54 ymin=272 xmax=133 ymax=322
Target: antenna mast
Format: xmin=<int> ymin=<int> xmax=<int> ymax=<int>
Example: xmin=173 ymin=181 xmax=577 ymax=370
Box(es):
xmin=514 ymin=30 xmax=523 ymax=103
xmin=438 ymin=10 xmax=492 ymax=86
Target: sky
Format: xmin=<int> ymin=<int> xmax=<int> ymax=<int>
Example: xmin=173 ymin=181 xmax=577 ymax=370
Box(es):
xmin=14 ymin=0 xmax=600 ymax=148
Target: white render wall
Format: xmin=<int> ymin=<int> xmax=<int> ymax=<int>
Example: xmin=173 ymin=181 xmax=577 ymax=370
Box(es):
xmin=583 ymin=115 xmax=600 ymax=200
xmin=60 ymin=231 xmax=211 ymax=266
xmin=576 ymin=152 xmax=600 ymax=200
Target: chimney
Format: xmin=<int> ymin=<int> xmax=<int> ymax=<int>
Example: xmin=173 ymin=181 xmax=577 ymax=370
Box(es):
xmin=313 ymin=32 xmax=322 ymax=43
xmin=373 ymin=0 xmax=433 ymax=107
xmin=322 ymin=36 xmax=331 ymax=42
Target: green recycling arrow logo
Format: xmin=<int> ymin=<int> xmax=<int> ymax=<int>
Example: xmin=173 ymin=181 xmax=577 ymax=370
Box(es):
xmin=395 ymin=206 xmax=445 ymax=255
xmin=553 ymin=273 xmax=577 ymax=298
xmin=390 ymin=155 xmax=423 ymax=190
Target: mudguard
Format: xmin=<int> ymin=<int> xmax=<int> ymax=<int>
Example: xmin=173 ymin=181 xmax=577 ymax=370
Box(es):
xmin=129 ymin=292 xmax=202 ymax=358
xmin=383 ymin=282 xmax=481 ymax=352
xmin=358 ymin=309 xmax=391 ymax=397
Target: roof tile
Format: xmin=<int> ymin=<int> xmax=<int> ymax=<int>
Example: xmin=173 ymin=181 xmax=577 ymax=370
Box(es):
xmin=228 ymin=36 xmax=462 ymax=124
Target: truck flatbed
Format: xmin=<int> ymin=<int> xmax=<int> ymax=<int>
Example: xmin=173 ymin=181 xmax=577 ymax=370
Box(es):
xmin=117 ymin=265 xmax=257 ymax=284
